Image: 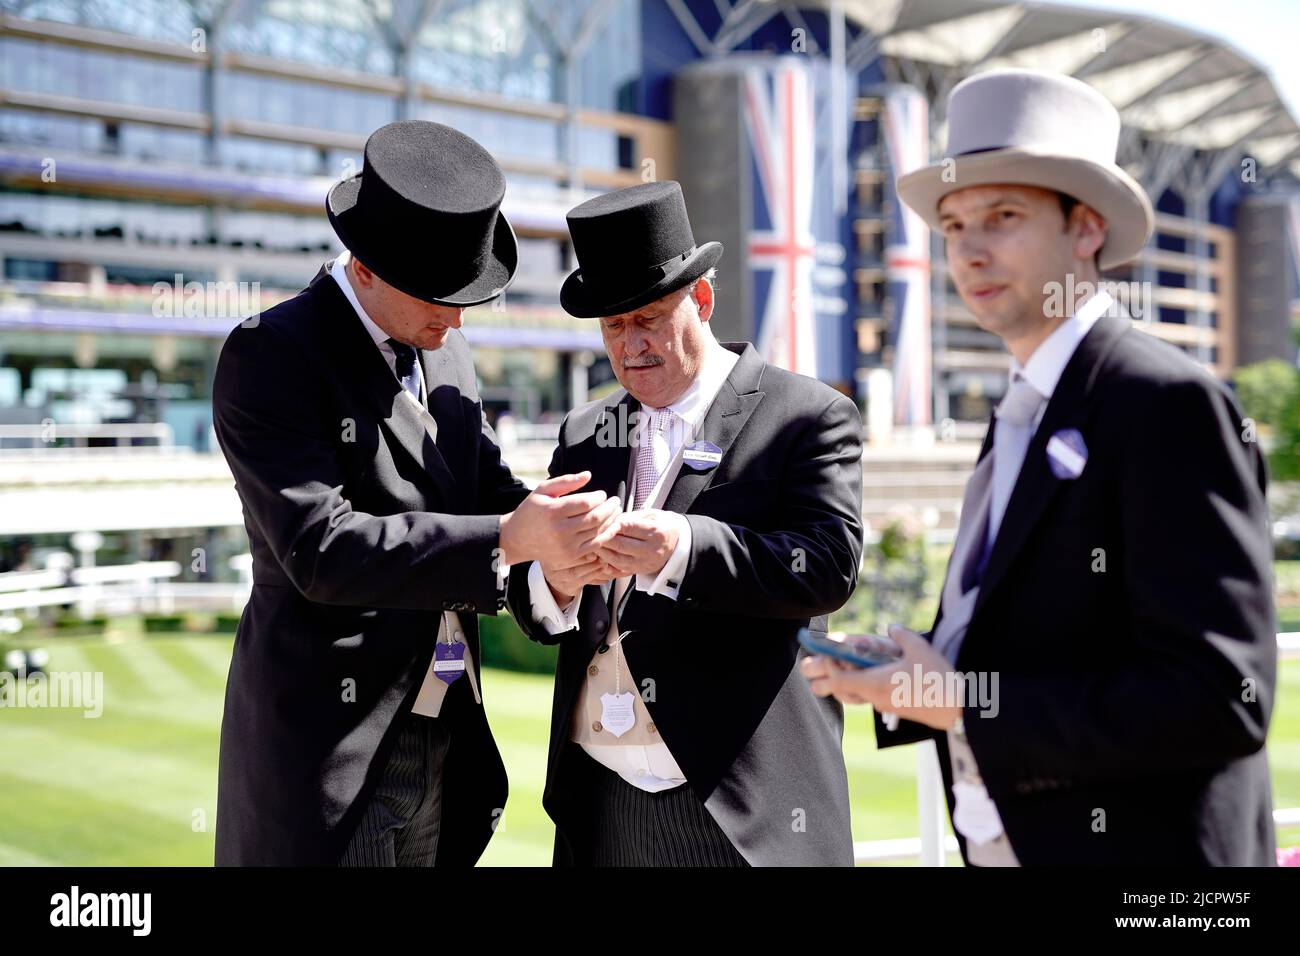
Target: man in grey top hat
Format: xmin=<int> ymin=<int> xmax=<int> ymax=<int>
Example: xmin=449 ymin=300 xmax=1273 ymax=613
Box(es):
xmin=803 ymin=69 xmax=1276 ymax=866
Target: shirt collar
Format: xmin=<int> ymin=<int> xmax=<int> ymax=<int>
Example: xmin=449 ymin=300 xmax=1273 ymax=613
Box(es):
xmin=1012 ymin=289 xmax=1113 ymax=400
xmin=329 ymin=252 xmax=390 ymax=350
xmin=641 ymin=328 xmax=740 ymax=432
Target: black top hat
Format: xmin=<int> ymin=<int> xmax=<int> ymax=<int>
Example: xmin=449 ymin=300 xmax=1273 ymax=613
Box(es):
xmin=560 ymin=181 xmax=723 ymax=318
xmin=327 ymin=120 xmax=518 ymax=306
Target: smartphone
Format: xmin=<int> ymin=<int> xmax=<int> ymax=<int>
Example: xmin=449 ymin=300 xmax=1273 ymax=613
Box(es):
xmin=797 ymin=628 xmax=902 ymax=668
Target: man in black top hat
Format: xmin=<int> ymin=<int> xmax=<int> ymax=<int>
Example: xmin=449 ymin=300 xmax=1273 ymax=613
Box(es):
xmin=504 ymin=180 xmax=864 ymax=866
xmin=212 ymin=120 xmax=621 ymax=866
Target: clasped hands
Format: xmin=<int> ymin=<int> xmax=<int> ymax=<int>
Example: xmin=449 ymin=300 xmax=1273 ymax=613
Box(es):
xmin=498 ymin=471 xmax=678 ymax=605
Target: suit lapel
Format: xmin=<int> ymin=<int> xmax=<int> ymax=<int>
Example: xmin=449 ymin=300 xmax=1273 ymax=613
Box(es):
xmin=974 ymin=407 xmax=996 ymax=464
xmin=611 ymin=343 xmax=764 ymax=624
xmin=419 ymin=344 xmax=466 ymax=501
xmin=589 ymin=391 xmax=640 ymax=502
xmin=313 ymin=269 xmax=457 ymax=503
xmin=585 ymin=391 xmax=639 ymax=621
xmin=660 ymin=342 xmax=766 ymax=515
xmin=972 ymin=312 xmax=1130 ymax=612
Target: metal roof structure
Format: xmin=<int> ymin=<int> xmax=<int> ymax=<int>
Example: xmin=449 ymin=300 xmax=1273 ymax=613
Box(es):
xmin=666 ymin=0 xmax=1300 ymax=196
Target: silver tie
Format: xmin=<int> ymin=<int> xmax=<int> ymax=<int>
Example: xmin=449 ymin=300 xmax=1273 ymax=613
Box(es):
xmin=983 ymin=373 xmax=1046 ymax=567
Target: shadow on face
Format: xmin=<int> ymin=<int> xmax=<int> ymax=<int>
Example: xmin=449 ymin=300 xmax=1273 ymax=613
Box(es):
xmin=599 ymin=278 xmax=716 ymax=408
xmin=347 ymin=255 xmax=467 ymax=351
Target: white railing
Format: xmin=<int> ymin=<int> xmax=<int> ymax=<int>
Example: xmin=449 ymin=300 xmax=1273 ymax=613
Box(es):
xmin=499 ymin=422 xmax=561 ymax=444
xmin=0 ymin=555 xmax=257 ymax=620
xmin=0 ymin=561 xmax=184 ymax=614
xmin=0 ymin=580 xmax=250 ymax=615
xmin=0 ymin=422 xmax=175 ymax=452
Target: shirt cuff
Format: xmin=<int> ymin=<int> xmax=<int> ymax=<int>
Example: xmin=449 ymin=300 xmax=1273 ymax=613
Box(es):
xmin=527 ymin=560 xmax=581 ymax=635
xmin=634 ymin=511 xmax=691 ymax=601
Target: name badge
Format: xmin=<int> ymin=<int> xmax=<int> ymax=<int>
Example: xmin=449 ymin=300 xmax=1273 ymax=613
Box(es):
xmin=599 ymin=692 xmax=637 ymax=738
xmin=1046 ymin=428 xmax=1087 ymax=480
xmin=682 ymin=440 xmax=723 ymax=471
xmin=434 ymin=642 xmax=466 ymax=685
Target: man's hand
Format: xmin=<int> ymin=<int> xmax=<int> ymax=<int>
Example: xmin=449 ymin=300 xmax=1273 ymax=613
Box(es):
xmin=540 ymin=551 xmax=618 ymax=606
xmin=799 ymin=625 xmax=965 ymax=731
xmin=498 ymin=472 xmax=621 ymax=569
xmin=595 ymin=509 xmax=680 ymax=578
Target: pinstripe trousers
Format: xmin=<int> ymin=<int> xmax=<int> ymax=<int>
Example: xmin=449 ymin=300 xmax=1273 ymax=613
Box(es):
xmin=338 ymin=711 xmax=451 ymax=867
xmin=574 ymin=752 xmax=749 ymax=867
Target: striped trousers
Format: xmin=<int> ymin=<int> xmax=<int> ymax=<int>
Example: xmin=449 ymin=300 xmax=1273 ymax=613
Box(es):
xmin=338 ymin=711 xmax=451 ymax=867
xmin=573 ymin=752 xmax=749 ymax=867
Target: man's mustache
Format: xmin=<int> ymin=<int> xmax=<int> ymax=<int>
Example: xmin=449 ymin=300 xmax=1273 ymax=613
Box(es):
xmin=622 ymin=355 xmax=665 ymax=369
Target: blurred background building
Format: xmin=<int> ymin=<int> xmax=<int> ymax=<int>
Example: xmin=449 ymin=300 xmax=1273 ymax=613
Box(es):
xmin=2 ymin=0 xmax=1300 ymax=591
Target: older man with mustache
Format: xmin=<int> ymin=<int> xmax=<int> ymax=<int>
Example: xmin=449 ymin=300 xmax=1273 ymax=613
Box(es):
xmin=505 ymin=180 xmax=865 ymax=866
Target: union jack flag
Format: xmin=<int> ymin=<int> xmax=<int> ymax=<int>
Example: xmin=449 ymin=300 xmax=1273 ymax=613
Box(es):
xmin=742 ymin=61 xmax=819 ymax=378
xmin=881 ymin=86 xmax=932 ymax=426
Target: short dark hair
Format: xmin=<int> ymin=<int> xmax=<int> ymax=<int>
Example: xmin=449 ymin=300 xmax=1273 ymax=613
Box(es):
xmin=1056 ymin=191 xmax=1102 ymax=270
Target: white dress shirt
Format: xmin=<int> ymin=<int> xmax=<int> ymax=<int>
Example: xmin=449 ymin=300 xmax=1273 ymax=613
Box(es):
xmin=527 ymin=328 xmax=740 ymax=631
xmin=329 ymin=252 xmax=503 ymax=717
xmin=1009 ymin=289 xmax=1113 ymax=433
xmin=940 ymin=289 xmax=1115 ymax=858
xmin=525 ymin=327 xmax=739 ymax=792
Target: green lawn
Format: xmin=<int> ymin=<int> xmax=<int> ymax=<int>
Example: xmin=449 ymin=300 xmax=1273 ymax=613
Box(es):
xmin=1 ymin=633 xmax=1297 ymax=866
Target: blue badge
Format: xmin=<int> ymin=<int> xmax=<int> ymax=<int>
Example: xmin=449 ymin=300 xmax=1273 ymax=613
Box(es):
xmin=1046 ymin=428 xmax=1088 ymax=480
xmin=681 ymin=440 xmax=723 ymax=471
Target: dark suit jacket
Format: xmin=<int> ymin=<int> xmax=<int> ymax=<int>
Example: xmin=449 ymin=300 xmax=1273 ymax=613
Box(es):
xmin=877 ymin=312 xmax=1277 ymax=866
xmin=211 ymin=266 xmax=528 ymax=866
xmin=507 ymin=343 xmax=864 ymax=866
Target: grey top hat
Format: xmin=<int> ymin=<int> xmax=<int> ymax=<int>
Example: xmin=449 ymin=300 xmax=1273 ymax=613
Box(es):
xmin=895 ymin=68 xmax=1154 ymax=269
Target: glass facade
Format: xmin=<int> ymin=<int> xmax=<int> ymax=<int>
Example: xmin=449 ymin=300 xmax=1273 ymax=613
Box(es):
xmin=0 ymin=35 xmax=205 ymax=111
xmin=7 ymin=0 xmax=206 ymax=45
xmin=0 ymin=0 xmax=651 ymax=449
xmin=1 ymin=191 xmax=210 ymax=244
xmin=224 ymin=0 xmax=398 ymax=75
xmin=0 ymin=0 xmax=644 ymax=176
xmin=220 ymin=71 xmax=396 ymax=134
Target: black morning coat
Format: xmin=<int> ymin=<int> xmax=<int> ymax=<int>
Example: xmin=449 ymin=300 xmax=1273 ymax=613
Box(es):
xmin=508 ymin=343 xmax=866 ymax=866
xmin=212 ymin=266 xmax=528 ymax=865
xmin=876 ymin=311 xmax=1278 ymax=866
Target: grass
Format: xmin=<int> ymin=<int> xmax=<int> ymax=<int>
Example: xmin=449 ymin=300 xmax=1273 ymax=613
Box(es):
xmin=1 ymin=631 xmax=1297 ymax=866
